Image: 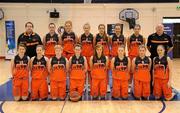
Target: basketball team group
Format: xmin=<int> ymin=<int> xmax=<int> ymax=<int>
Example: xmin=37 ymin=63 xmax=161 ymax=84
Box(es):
xmin=11 ymin=20 xmax=174 ymax=101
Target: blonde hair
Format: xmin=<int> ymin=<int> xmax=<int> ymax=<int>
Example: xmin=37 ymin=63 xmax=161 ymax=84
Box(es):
xmin=54 ymin=44 xmax=63 ymax=50
xmin=65 ymin=20 xmax=72 ymax=26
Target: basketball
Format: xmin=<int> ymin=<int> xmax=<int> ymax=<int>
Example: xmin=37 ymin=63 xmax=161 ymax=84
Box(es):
xmin=69 ymin=91 xmax=81 ymax=102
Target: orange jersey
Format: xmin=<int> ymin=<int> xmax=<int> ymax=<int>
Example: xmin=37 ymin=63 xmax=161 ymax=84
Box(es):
xmin=154 ymin=56 xmax=169 ymax=79
xmin=44 ymin=33 xmax=59 ymax=57
xmin=96 ymin=34 xmax=109 ymax=56
xmin=128 ymin=34 xmax=143 ymax=57
xmin=134 ymin=56 xmax=150 ymax=82
xmin=50 ymin=56 xmax=67 ymax=81
xmin=62 ymin=31 xmax=76 ymax=54
xmin=32 ymin=56 xmax=48 ymax=79
xmin=111 ymin=34 xmax=125 ymax=57
xmin=113 ymin=66 xmax=129 ymax=80
xmin=91 ymin=63 xmax=107 ymax=79
xmin=70 ymin=55 xmax=85 ymax=79
xmin=112 ymin=56 xmax=129 ymax=80
xmin=13 ymin=55 xmax=29 ymax=79
xmin=81 ymin=33 xmax=94 ymax=57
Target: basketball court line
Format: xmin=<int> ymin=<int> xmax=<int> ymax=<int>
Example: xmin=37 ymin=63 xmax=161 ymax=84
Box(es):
xmin=0 ymin=101 xmax=5 ymax=113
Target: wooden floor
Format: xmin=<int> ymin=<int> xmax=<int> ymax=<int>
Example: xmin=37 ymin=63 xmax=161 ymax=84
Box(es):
xmin=0 ymin=59 xmax=180 ymax=113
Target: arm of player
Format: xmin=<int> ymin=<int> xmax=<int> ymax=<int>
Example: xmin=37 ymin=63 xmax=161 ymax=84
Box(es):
xmin=89 ymin=56 xmax=93 ymax=70
xmin=167 ymin=57 xmax=173 ymax=88
xmin=127 ymin=57 xmax=131 ymax=73
xmin=69 ymin=57 xmax=72 ymax=72
xmin=48 ymin=58 xmax=52 ymax=73
xmin=65 ymin=58 xmax=69 ymax=75
xmin=131 ymin=58 xmax=136 ymax=73
xmin=110 ymin=57 xmax=115 ymax=70
xmin=105 ymin=56 xmax=109 ymax=70
xmin=83 ymin=56 xmax=88 ymax=73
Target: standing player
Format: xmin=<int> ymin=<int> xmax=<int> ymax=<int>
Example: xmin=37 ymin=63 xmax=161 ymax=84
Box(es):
xmin=132 ymin=45 xmax=151 ymax=100
xmin=80 ymin=23 xmax=94 ymax=71
xmin=43 ymin=23 xmax=60 ymax=59
xmin=69 ymin=44 xmax=88 ymax=101
xmin=30 ymin=45 xmax=49 ymax=100
xmin=110 ymin=23 xmax=126 ymax=57
xmin=18 ymin=22 xmax=42 ymax=58
xmin=127 ymin=24 xmax=145 ymax=61
xmin=90 ymin=44 xmax=109 ymax=100
xmin=153 ymin=45 xmax=174 ymax=101
xmin=49 ymin=45 xmax=69 ymax=100
xmin=94 ymin=24 xmax=110 ymax=57
xmin=111 ymin=45 xmax=131 ymax=100
xmin=60 ymin=20 xmax=78 ymax=59
xmin=11 ymin=44 xmax=30 ymax=101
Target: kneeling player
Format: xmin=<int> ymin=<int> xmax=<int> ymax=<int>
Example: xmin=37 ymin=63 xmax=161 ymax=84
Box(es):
xmin=69 ymin=44 xmax=87 ymax=101
xmin=49 ymin=45 xmax=69 ymax=100
xmin=30 ymin=45 xmax=49 ymax=100
xmin=11 ymin=44 xmax=30 ymax=101
xmin=132 ymin=45 xmax=151 ymax=100
xmin=90 ymin=44 xmax=109 ymax=100
xmin=111 ymin=45 xmax=131 ymax=100
xmin=153 ymin=45 xmax=174 ymax=101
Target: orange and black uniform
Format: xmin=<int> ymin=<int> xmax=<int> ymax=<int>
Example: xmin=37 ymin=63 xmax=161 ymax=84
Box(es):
xmin=18 ymin=32 xmax=42 ymax=58
xmin=44 ymin=33 xmax=59 ymax=59
xmin=95 ymin=34 xmax=109 ymax=56
xmin=91 ymin=56 xmax=107 ymax=97
xmin=31 ymin=56 xmax=48 ymax=100
xmin=61 ymin=31 xmax=76 ymax=59
xmin=80 ymin=33 xmax=94 ymax=70
xmin=153 ymin=56 xmax=172 ymax=99
xmin=134 ymin=56 xmax=151 ymax=98
xmin=111 ymin=34 xmax=125 ymax=57
xmin=70 ymin=55 xmax=85 ymax=96
xmin=50 ymin=56 xmax=67 ymax=99
xmin=112 ymin=56 xmax=129 ymax=99
xmin=12 ymin=55 xmax=29 ymax=97
xmin=128 ymin=34 xmax=143 ymax=61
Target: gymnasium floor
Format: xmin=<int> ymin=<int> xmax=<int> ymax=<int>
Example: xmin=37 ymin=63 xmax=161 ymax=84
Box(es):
xmin=0 ymin=59 xmax=180 ymax=113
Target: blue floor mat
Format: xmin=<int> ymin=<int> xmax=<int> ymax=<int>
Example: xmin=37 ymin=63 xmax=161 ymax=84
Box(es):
xmin=0 ymin=80 xmax=179 ymax=101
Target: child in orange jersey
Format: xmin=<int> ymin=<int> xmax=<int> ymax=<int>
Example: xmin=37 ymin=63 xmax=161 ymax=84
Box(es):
xmin=127 ymin=24 xmax=145 ymax=61
xmin=132 ymin=45 xmax=151 ymax=100
xmin=69 ymin=44 xmax=88 ymax=101
xmin=49 ymin=45 xmax=69 ymax=100
xmin=11 ymin=44 xmax=30 ymax=101
xmin=111 ymin=45 xmax=131 ymax=100
xmin=60 ymin=20 xmax=78 ymax=59
xmin=153 ymin=45 xmax=174 ymax=101
xmin=94 ymin=24 xmax=110 ymax=57
xmin=110 ymin=23 xmax=126 ymax=57
xmin=43 ymin=23 xmax=60 ymax=59
xmin=30 ymin=45 xmax=49 ymax=100
xmin=90 ymin=44 xmax=109 ymax=100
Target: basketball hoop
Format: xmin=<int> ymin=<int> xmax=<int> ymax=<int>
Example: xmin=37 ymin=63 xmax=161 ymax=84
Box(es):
xmin=119 ymin=8 xmax=139 ymax=29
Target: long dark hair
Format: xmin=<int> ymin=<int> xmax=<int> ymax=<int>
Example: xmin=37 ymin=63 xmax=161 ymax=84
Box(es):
xmin=93 ymin=44 xmax=104 ymax=60
xmin=98 ymin=24 xmax=108 ymax=41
